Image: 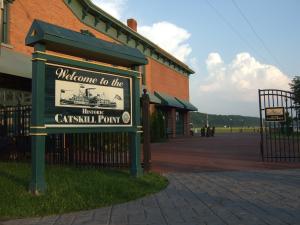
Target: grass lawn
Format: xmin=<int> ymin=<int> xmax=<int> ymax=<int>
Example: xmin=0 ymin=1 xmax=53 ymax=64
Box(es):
xmin=193 ymin=127 xmax=260 ymax=134
xmin=0 ymin=162 xmax=168 ymax=220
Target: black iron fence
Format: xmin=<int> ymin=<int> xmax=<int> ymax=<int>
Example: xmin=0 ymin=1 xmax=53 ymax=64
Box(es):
xmin=0 ymin=105 xmax=130 ymax=167
xmin=0 ymin=105 xmax=31 ymax=160
xmin=259 ymin=89 xmax=300 ymax=162
xmin=46 ymin=133 xmax=129 ymax=167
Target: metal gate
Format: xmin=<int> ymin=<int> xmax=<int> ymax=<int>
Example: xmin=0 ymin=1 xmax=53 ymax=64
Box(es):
xmin=259 ymin=89 xmax=300 ymax=162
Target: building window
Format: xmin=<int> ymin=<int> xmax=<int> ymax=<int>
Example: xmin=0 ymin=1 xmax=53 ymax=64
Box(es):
xmin=1 ymin=1 xmax=9 ymax=43
xmin=1 ymin=0 xmax=9 ymax=44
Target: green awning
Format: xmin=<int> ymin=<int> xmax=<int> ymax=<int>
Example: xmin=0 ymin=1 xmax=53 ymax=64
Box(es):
xmin=0 ymin=47 xmax=32 ymax=79
xmin=154 ymin=91 xmax=185 ymax=109
xmin=149 ymin=93 xmax=161 ymax=104
xmin=175 ymin=97 xmax=198 ymax=111
xmin=26 ymin=19 xmax=148 ymax=67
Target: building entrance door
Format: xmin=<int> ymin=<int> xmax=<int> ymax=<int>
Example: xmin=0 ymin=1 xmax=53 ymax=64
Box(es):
xmin=176 ymin=111 xmax=184 ymax=135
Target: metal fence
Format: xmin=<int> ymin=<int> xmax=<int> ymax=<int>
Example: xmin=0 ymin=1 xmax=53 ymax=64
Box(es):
xmin=259 ymin=89 xmax=300 ymax=162
xmin=0 ymin=105 xmax=130 ymax=167
xmin=46 ymin=133 xmax=130 ymax=167
xmin=0 ymin=105 xmax=31 ymax=160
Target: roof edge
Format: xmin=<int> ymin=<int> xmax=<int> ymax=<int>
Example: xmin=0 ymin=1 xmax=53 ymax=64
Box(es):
xmin=25 ymin=19 xmax=148 ymax=67
xmin=77 ymin=0 xmax=195 ymax=75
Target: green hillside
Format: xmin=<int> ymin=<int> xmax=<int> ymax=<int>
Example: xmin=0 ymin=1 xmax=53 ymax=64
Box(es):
xmin=190 ymin=112 xmax=260 ymax=128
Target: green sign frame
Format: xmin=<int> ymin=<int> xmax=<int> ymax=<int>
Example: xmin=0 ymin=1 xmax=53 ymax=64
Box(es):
xmin=29 ymin=47 xmax=143 ymax=194
xmin=26 ymin=20 xmax=147 ymax=194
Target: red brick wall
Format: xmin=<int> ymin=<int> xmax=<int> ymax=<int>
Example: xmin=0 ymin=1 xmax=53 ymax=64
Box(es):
xmin=146 ymin=58 xmax=189 ymax=101
xmin=145 ymin=58 xmax=191 ymax=137
xmin=8 ymin=1 xmax=190 ymax=102
xmin=9 ymin=0 xmax=115 ymax=56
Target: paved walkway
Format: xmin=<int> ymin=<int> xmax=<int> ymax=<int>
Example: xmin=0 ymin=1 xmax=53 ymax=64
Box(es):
xmin=3 ymin=169 xmax=300 ymax=225
xmin=2 ymin=134 xmax=300 ymax=225
xmin=151 ymin=133 xmax=300 ymax=173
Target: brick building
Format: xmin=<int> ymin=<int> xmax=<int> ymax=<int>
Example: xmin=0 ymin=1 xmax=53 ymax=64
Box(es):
xmin=0 ymin=0 xmax=197 ymax=137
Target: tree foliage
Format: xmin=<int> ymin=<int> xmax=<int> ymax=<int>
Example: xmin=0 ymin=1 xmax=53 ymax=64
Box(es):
xmin=290 ymin=76 xmax=300 ymax=106
xmin=190 ymin=112 xmax=259 ymax=127
xmin=150 ymin=111 xmax=166 ymax=142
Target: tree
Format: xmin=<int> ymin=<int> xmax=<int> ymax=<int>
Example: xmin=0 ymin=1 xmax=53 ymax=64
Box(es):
xmin=290 ymin=76 xmax=300 ymax=106
xmin=290 ymin=76 xmax=300 ymax=119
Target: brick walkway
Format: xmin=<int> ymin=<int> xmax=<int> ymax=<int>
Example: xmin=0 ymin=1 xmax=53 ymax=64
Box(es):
xmin=2 ymin=169 xmax=300 ymax=225
xmin=2 ymin=133 xmax=300 ymax=225
xmin=151 ymin=133 xmax=300 ymax=173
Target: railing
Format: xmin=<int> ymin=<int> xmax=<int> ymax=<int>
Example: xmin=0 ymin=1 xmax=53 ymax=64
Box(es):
xmin=0 ymin=106 xmax=130 ymax=167
xmin=46 ymin=133 xmax=130 ymax=168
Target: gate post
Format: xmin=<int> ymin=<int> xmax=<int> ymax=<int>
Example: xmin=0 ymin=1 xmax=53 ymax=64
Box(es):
xmin=258 ymin=89 xmax=264 ymax=161
xmin=142 ymin=89 xmax=151 ymax=172
xmin=29 ymin=43 xmax=47 ymax=194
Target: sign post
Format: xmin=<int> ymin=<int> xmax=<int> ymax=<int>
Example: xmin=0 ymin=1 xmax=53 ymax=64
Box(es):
xmin=29 ymin=43 xmax=47 ymax=194
xmin=130 ymin=70 xmax=143 ymax=176
xmin=26 ymin=20 xmax=147 ymax=194
xmin=142 ymin=89 xmax=151 ymax=172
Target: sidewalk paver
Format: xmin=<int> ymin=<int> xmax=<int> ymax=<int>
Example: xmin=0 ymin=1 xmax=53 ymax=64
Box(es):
xmin=2 ymin=169 xmax=300 ymax=225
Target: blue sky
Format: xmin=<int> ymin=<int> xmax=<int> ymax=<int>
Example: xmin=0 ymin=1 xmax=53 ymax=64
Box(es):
xmin=92 ymin=0 xmax=300 ymax=117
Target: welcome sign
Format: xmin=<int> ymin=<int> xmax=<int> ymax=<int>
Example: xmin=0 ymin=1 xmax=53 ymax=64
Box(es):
xmin=26 ymin=19 xmax=147 ymax=193
xmin=44 ymin=63 xmax=132 ymax=127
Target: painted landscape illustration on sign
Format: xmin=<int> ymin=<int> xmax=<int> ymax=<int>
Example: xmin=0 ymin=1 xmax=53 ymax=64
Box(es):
xmin=55 ymin=80 xmax=124 ymax=110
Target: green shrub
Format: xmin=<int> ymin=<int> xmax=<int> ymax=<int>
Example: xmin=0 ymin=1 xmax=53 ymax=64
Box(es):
xmin=150 ymin=111 xmax=166 ymax=142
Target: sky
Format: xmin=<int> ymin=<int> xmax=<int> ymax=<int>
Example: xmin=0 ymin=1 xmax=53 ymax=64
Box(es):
xmin=91 ymin=0 xmax=300 ymax=117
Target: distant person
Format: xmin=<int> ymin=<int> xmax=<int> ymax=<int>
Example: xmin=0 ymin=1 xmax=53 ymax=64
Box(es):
xmin=201 ymin=127 xmax=205 ymax=137
xmin=212 ymin=126 xmax=215 ymax=137
xmin=190 ymin=130 xmax=194 ymax=136
xmin=206 ymin=126 xmax=210 ymax=137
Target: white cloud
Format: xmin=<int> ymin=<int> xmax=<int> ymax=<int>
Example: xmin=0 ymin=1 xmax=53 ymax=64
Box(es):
xmin=200 ymin=52 xmax=290 ymax=101
xmin=189 ymin=57 xmax=200 ymax=72
xmin=206 ymin=53 xmax=223 ymax=66
xmin=91 ymin=0 xmax=127 ymax=20
xmin=139 ymin=21 xmax=192 ymax=62
xmin=191 ymin=52 xmax=291 ymax=116
xmin=90 ymin=2 xmax=193 ymax=64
